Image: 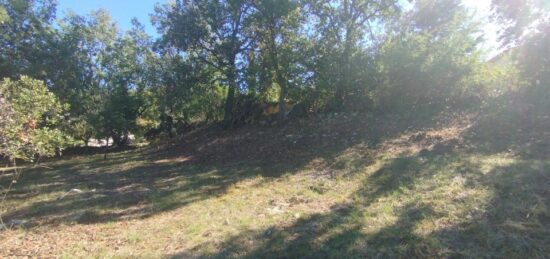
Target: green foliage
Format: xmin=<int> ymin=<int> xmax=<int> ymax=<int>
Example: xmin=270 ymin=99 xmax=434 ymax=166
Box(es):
xmin=97 ymin=21 xmax=151 ymax=144
xmin=252 ymin=0 xmax=311 ymax=117
xmin=308 ymin=0 xmax=401 ymax=110
xmin=154 ymin=0 xmax=258 ymax=125
xmin=50 ymin=10 xmax=118 ymax=144
xmin=375 ymin=0 xmax=482 ymax=112
xmin=147 ymin=52 xmax=225 ymax=128
xmin=0 ymin=0 xmax=545 ymax=145
xmin=516 ymin=23 xmax=550 ymax=113
xmin=491 ymin=1 xmax=550 ymax=116
xmin=0 ymin=5 xmax=7 ymax=23
xmin=0 ymin=76 xmax=70 ymax=160
xmin=491 ymin=0 xmax=549 ymax=46
xmin=0 ymin=0 xmax=57 ymax=79
xmin=52 ymin=13 xmax=154 ymax=146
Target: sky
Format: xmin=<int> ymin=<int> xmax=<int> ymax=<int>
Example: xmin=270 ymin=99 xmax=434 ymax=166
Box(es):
xmin=56 ymin=0 xmax=164 ymax=36
xmin=462 ymin=0 xmax=502 ymax=58
xmin=56 ymin=0 xmax=502 ymax=57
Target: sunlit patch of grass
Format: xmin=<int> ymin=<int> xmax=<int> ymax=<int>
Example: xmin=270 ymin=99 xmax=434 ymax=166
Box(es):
xmin=287 ymin=150 xmax=548 ymax=258
xmin=1 ymin=122 xmax=549 ymax=258
xmin=123 ymin=231 xmax=144 ymax=246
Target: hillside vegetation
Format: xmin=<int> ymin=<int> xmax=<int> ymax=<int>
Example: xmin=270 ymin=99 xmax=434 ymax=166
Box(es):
xmin=1 ymin=112 xmax=549 ymax=258
xmin=1 ymin=0 xmax=549 ymax=257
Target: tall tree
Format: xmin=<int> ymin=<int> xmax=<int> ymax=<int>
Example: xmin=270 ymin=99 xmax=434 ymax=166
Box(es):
xmin=492 ymin=0 xmax=550 ymax=111
xmin=376 ymin=0 xmax=482 ymax=112
xmin=253 ymin=0 xmax=305 ymax=121
xmin=308 ymin=0 xmax=400 ymax=109
xmin=54 ymin=11 xmax=151 ymax=146
xmin=491 ymin=0 xmax=549 ymax=46
xmin=99 ymin=20 xmax=152 ymax=146
xmin=150 ymin=46 xmax=224 ymax=131
xmin=53 ymin=10 xmax=119 ymax=145
xmin=0 ymin=0 xmax=57 ymax=80
xmin=154 ymin=0 xmax=257 ymax=126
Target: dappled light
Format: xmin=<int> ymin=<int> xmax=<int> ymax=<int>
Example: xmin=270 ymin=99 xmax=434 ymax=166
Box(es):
xmin=2 ymin=111 xmax=549 ymax=257
xmin=1 ymin=0 xmax=549 ymax=257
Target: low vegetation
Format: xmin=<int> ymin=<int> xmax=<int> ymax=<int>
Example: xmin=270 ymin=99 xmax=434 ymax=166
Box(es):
xmin=1 ymin=112 xmax=548 ymax=258
xmin=1 ymin=0 xmax=549 ymax=257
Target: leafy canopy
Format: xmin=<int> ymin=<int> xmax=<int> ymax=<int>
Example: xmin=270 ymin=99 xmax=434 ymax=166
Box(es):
xmin=0 ymin=76 xmax=70 ymax=161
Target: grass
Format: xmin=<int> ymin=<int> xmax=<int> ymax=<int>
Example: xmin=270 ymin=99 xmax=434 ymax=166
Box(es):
xmin=1 ymin=112 xmax=549 ymax=258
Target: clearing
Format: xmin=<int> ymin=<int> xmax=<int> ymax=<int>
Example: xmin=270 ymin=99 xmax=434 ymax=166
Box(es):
xmin=1 ymin=112 xmax=549 ymax=258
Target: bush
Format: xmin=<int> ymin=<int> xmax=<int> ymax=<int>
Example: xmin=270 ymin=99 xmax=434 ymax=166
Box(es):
xmin=0 ymin=76 xmax=71 ymax=161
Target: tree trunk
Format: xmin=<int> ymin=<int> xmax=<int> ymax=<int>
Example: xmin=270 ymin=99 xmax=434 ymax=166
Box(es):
xmin=112 ymin=134 xmax=121 ymax=147
xmin=223 ymin=82 xmax=236 ymax=127
xmin=277 ymin=72 xmax=287 ymax=123
xmin=335 ymin=1 xmax=353 ymax=111
xmin=103 ymin=138 xmax=109 ymax=160
xmin=266 ymin=25 xmax=287 ymax=124
xmin=223 ymin=55 xmax=238 ymax=128
xmin=278 ymin=88 xmax=286 ymax=123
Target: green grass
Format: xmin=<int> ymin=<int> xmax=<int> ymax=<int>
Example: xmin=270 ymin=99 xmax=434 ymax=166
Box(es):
xmin=1 ymin=113 xmax=549 ymax=258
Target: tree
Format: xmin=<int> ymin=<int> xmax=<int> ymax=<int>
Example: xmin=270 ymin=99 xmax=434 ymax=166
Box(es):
xmin=376 ymin=0 xmax=482 ymax=112
xmin=0 ymin=0 xmax=57 ymax=80
xmin=492 ymin=0 xmax=550 ymax=112
xmin=54 ymin=11 xmax=150 ymax=146
xmin=491 ymin=0 xmax=549 ymax=46
xmin=0 ymin=76 xmax=69 ymax=161
xmin=154 ymin=0 xmax=257 ymax=126
xmin=307 ymin=0 xmax=400 ymax=110
xmin=98 ymin=20 xmax=151 ymax=146
xmin=252 ymin=0 xmax=308 ymax=121
xmin=149 ymin=48 xmax=225 ymax=133
xmin=52 ymin=11 xmax=110 ymax=145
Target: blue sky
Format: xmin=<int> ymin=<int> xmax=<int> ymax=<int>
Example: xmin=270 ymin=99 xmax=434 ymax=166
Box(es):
xmin=56 ymin=0 xmax=500 ymax=57
xmin=57 ymin=0 xmax=165 ymax=36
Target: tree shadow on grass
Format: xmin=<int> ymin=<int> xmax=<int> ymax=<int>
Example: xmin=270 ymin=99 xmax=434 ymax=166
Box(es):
xmin=463 ymin=109 xmax=550 ymax=160
xmin=1 ymin=158 xmax=300 ymax=227
xmin=0 ymin=112 xmax=452 ymax=229
xmin=182 ymin=202 xmax=440 ymax=259
xmin=172 ymin=153 xmax=550 ymax=258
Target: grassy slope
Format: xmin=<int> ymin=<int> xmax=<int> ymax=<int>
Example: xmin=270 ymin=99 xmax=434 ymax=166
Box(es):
xmin=1 ymin=112 xmax=549 ymax=258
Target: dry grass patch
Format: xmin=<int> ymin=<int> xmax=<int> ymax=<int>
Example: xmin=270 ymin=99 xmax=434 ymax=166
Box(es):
xmin=1 ymin=113 xmax=548 ymax=258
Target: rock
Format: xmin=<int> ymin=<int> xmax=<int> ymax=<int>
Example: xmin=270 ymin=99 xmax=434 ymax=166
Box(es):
xmin=267 ymin=207 xmax=284 ymax=215
xmin=57 ymin=188 xmax=84 ymax=200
